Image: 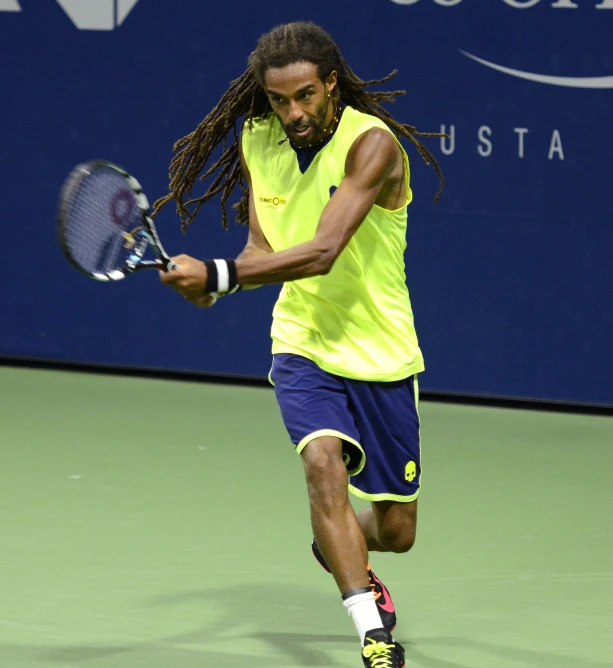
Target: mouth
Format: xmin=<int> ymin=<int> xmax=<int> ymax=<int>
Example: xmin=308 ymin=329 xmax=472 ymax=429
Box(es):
xmin=291 ymin=125 xmax=312 ymax=138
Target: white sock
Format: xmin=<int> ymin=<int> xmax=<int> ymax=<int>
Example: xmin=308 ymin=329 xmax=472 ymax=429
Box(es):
xmin=342 ymin=590 xmax=383 ymax=645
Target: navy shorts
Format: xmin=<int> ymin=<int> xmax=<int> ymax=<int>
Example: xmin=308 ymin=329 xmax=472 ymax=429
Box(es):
xmin=269 ymin=353 xmax=421 ymax=502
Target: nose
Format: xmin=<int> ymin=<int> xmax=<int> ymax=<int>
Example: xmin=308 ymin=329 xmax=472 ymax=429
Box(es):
xmin=288 ymin=99 xmax=303 ymax=123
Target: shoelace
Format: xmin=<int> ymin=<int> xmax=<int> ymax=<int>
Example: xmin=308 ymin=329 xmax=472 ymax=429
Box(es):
xmin=362 ymin=638 xmax=395 ymax=667
xmin=367 ymin=564 xmax=382 ymax=602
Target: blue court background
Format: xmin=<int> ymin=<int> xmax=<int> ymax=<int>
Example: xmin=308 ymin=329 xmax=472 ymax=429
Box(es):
xmin=1 ymin=0 xmax=612 ymax=406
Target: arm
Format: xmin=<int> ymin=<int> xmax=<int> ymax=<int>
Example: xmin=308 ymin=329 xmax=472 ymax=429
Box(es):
xmin=159 ymin=128 xmax=400 ymax=300
xmin=235 ymin=127 xmax=400 ymax=286
xmin=159 ymin=137 xmax=272 ymax=305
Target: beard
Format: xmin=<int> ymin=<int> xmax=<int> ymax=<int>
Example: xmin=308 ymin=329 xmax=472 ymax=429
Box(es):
xmin=283 ymin=97 xmax=331 ymax=147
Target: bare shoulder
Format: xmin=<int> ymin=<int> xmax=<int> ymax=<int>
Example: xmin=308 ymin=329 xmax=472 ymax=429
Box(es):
xmin=346 ymin=127 xmax=402 ymax=173
xmin=345 ymin=127 xmax=406 ymax=209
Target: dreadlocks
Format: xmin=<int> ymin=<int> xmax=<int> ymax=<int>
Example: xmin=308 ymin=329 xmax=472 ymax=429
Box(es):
xmin=152 ymin=21 xmax=446 ymax=232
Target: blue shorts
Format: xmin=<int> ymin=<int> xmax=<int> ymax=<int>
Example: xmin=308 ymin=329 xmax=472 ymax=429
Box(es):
xmin=269 ymin=353 xmax=421 ymax=502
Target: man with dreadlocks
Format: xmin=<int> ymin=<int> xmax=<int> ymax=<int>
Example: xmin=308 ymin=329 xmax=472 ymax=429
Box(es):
xmin=156 ymin=20 xmax=444 ymax=668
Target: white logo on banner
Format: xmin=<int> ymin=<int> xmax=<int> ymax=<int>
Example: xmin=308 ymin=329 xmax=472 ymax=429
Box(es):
xmin=0 ymin=0 xmax=141 ymax=30
xmin=391 ymin=0 xmax=613 ymax=89
xmin=459 ymin=50 xmax=613 ymax=89
xmin=390 ymin=0 xmax=613 ymax=8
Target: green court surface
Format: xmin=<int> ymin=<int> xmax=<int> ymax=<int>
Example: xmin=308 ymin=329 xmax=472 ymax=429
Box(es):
xmin=1 ymin=366 xmax=612 ymax=668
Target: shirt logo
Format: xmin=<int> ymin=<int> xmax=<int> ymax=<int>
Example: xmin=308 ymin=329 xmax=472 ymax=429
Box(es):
xmin=259 ymin=196 xmax=287 ymax=206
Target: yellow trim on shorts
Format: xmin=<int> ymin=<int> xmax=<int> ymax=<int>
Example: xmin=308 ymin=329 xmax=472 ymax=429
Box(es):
xmin=348 ymin=485 xmax=420 ymax=503
xmin=347 ymin=375 xmax=422 ymax=504
xmin=414 ymin=374 xmax=423 ymax=488
xmin=296 ymin=429 xmax=366 ymax=476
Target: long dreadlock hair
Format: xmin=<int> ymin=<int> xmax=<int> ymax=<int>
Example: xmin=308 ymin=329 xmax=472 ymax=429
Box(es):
xmin=152 ymin=21 xmax=447 ymax=232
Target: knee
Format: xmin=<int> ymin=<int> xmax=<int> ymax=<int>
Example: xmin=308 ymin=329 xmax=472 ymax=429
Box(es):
xmin=379 ymin=524 xmax=416 ymax=554
xmin=302 ymin=439 xmax=348 ymax=499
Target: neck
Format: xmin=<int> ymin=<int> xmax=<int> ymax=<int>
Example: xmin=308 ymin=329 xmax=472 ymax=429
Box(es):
xmin=299 ymin=100 xmax=342 ymax=149
xmin=317 ymin=94 xmax=339 ymax=138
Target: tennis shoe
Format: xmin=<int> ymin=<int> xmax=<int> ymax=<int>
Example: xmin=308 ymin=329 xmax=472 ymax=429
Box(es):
xmin=311 ymin=539 xmax=397 ymax=632
xmin=362 ymin=628 xmax=405 ymax=668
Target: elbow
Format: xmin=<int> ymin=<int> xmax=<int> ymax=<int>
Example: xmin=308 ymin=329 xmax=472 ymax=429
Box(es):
xmin=312 ymin=246 xmax=338 ymax=276
xmin=316 ymin=259 xmax=333 ymax=276
xmin=308 ymin=232 xmax=344 ymax=277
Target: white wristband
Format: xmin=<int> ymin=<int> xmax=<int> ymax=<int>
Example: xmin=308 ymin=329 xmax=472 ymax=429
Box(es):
xmin=213 ymin=259 xmax=230 ymax=294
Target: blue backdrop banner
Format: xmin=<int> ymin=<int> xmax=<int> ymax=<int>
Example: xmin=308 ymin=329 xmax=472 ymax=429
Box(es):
xmin=1 ymin=0 xmax=612 ymax=405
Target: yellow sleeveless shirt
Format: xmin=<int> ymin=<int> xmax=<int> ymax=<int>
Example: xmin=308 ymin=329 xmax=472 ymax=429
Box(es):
xmin=241 ymin=105 xmax=424 ymax=381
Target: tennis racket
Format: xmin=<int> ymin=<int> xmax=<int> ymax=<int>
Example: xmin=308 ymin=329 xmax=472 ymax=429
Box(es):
xmin=56 ymin=159 xmax=179 ymax=282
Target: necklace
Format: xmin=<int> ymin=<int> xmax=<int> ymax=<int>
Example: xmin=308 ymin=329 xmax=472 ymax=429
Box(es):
xmin=278 ymin=104 xmax=342 ymax=148
xmin=303 ymin=105 xmax=341 ymax=148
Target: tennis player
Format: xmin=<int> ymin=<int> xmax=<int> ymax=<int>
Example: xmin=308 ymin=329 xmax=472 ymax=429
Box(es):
xmin=155 ymin=21 xmax=445 ymax=667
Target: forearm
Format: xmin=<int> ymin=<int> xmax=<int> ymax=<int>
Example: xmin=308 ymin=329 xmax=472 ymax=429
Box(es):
xmin=236 ymin=238 xmax=333 ymax=286
xmin=235 ymin=244 xmax=270 ymax=290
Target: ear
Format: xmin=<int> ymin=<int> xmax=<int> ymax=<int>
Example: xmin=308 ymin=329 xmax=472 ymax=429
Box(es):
xmin=325 ymin=70 xmax=338 ymax=97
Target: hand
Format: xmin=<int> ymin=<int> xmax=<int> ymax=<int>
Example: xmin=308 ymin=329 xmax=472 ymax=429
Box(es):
xmin=184 ymin=293 xmax=218 ymax=309
xmin=159 ymin=254 xmax=210 ymax=302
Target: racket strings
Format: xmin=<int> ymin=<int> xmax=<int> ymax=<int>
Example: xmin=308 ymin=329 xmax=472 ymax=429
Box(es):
xmin=63 ymin=168 xmax=144 ymax=275
xmin=121 ymin=226 xmax=145 ymax=250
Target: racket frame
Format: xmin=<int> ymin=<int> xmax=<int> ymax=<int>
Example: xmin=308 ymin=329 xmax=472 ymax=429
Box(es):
xmin=57 ymin=160 xmax=177 ymax=282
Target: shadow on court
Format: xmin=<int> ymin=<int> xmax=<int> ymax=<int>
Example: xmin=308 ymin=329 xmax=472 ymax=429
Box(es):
xmin=402 ymin=638 xmax=613 ymax=668
xmin=0 ymin=583 xmax=610 ymax=667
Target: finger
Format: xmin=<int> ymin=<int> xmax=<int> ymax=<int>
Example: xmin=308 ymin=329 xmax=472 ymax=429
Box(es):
xmin=184 ymin=296 xmax=208 ymax=308
xmin=159 ymin=255 xmax=187 ymax=281
xmin=155 ymin=258 xmax=179 ymax=273
xmin=197 ymin=294 xmax=217 ymax=307
xmin=188 ymin=294 xmax=217 ymax=308
xmin=182 ymin=285 xmax=208 ymax=299
xmin=171 ymin=254 xmax=189 ymax=264
xmin=160 ymin=273 xmax=178 ymax=285
xmin=159 ymin=267 xmax=185 ymax=284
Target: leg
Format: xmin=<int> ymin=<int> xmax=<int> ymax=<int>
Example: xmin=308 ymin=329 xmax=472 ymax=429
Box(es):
xmin=301 ymin=435 xmax=370 ymax=594
xmin=347 ymin=374 xmax=421 ymax=554
xmin=269 ymin=354 xmax=387 ymax=642
xmin=357 ymin=499 xmax=418 ymax=553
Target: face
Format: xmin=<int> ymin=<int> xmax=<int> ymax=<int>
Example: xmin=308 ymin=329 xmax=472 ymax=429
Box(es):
xmin=264 ymin=61 xmax=337 ymax=147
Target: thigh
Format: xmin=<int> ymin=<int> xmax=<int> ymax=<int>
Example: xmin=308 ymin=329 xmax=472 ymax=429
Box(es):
xmin=269 ymin=353 xmax=365 ymax=475
xmin=347 ymin=374 xmax=421 ymax=502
